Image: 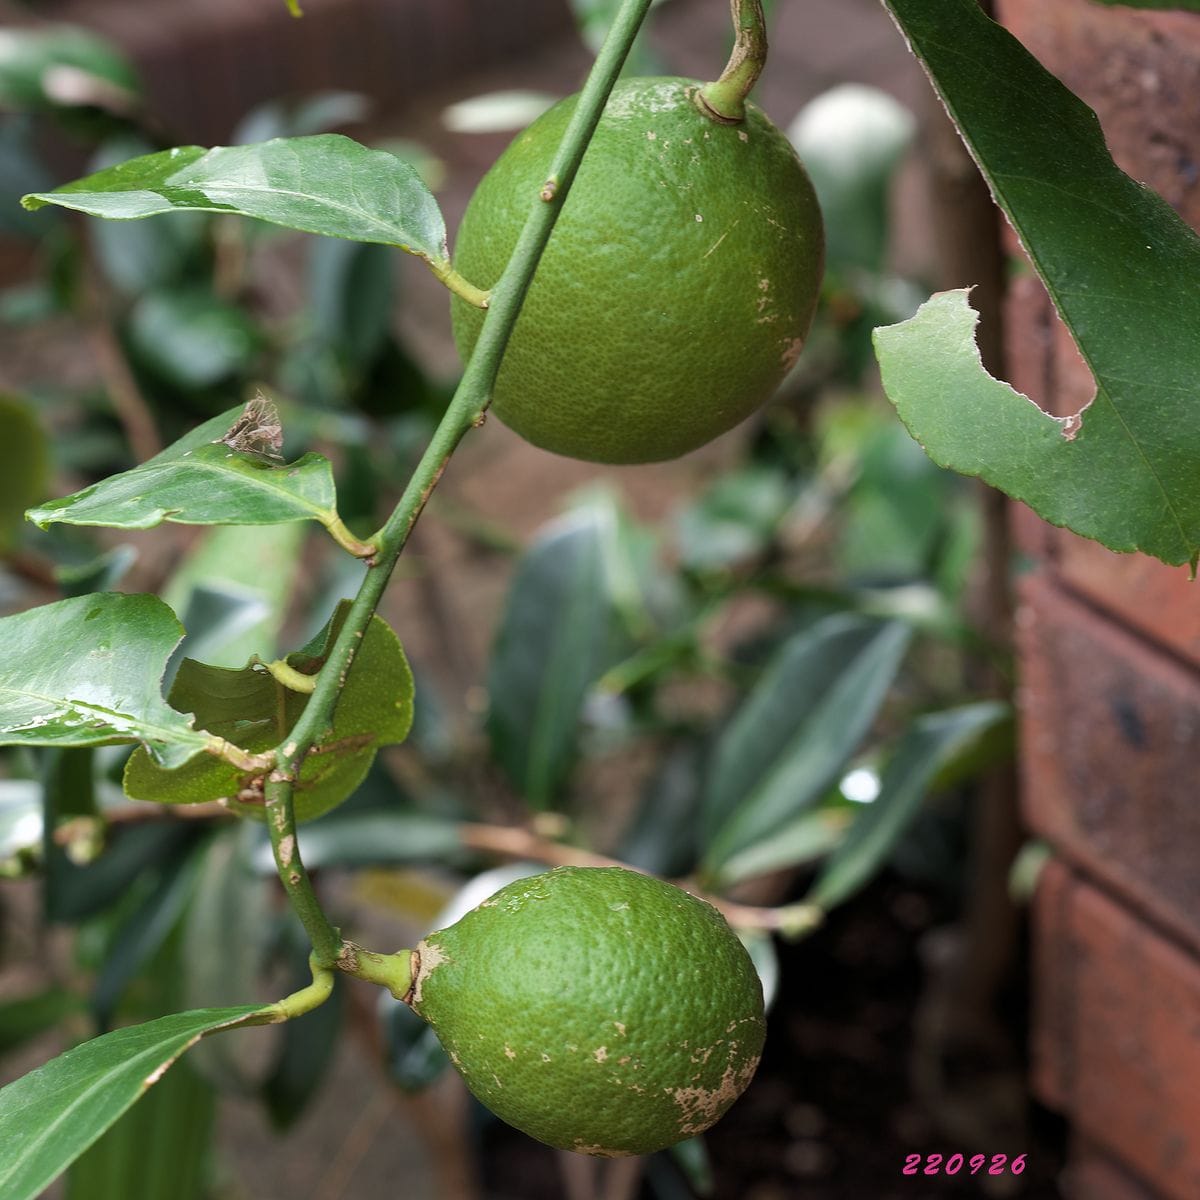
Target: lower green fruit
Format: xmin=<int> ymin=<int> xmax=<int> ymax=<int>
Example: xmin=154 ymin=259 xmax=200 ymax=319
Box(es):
xmin=407 ymin=866 xmax=766 ymax=1156
xmin=451 ymin=76 xmax=824 ymax=464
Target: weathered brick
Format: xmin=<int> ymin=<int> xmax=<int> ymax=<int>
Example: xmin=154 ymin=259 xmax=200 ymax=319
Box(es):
xmin=1032 ymin=862 xmax=1200 ymax=1200
xmin=997 ymin=0 xmax=1200 ymax=231
xmin=1017 ymin=575 xmax=1200 ymax=953
xmin=996 ymin=0 xmax=1200 ymax=661
xmin=1065 ymin=1139 xmax=1165 ymax=1200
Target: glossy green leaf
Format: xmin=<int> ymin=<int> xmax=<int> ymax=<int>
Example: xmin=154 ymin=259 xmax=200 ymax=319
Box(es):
xmin=28 ymin=406 xmax=343 ymax=534
xmin=0 ymin=27 xmax=139 ymax=112
xmin=0 ymin=1005 xmax=262 ymax=1200
xmin=877 ymin=0 xmax=1200 ymax=568
xmin=486 ymin=504 xmax=627 ymax=808
xmin=806 ymin=703 xmax=1010 ymax=911
xmin=124 ymin=603 xmax=414 ymax=822
xmin=22 ymin=134 xmax=447 ymax=264
xmin=701 ymin=616 xmax=911 ymax=879
xmin=0 ymin=594 xmax=210 ymax=766
xmin=66 ymin=1056 xmax=214 ymax=1200
xmin=0 ymin=395 xmax=49 ymax=552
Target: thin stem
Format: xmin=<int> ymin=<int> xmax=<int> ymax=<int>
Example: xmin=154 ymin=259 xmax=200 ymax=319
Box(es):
xmin=321 ymin=512 xmax=377 ymax=558
xmin=250 ymin=955 xmax=336 ymax=1024
xmin=427 ymin=257 xmax=491 ymax=309
xmin=697 ymin=0 xmax=768 ymax=124
xmin=261 ymin=0 xmax=655 ymax=971
xmin=337 ymin=943 xmax=413 ymax=999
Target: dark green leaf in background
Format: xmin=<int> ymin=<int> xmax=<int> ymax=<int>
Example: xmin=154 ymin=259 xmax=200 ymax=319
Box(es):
xmin=0 ymin=988 xmax=82 ymax=1057
xmin=807 ymin=702 xmax=1011 ymax=912
xmin=125 ymin=289 xmax=263 ymax=390
xmin=486 ymin=501 xmax=629 ymax=809
xmin=27 ymin=406 xmax=345 ymax=536
xmin=877 ymin=0 xmax=1200 ymax=567
xmin=0 ymin=594 xmax=210 ymax=766
xmin=124 ymin=603 xmax=414 ymax=822
xmin=22 ymin=134 xmax=448 ymax=264
xmin=0 ymin=1005 xmax=262 ymax=1200
xmin=701 ymin=615 xmax=911 ymax=880
xmin=0 ymin=394 xmax=49 ymax=552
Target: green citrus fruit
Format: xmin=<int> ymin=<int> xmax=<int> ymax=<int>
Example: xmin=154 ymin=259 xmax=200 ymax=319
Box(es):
xmin=407 ymin=865 xmax=765 ymax=1156
xmin=450 ymin=76 xmax=824 ymax=464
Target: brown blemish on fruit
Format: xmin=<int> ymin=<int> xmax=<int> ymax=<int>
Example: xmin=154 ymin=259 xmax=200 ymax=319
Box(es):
xmin=669 ymin=1054 xmax=761 ymax=1135
xmin=573 ymin=1142 xmax=634 ymax=1158
xmin=593 ymin=1046 xmax=608 ymax=1063
xmin=780 ymin=337 xmax=804 ymax=369
xmin=613 ymin=1021 xmax=626 ymax=1037
xmin=504 ymin=1045 xmax=517 ymax=1060
xmin=406 ymin=939 xmax=449 ymax=1007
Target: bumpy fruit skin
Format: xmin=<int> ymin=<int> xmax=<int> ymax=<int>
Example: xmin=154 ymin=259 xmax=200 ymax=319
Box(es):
xmin=407 ymin=866 xmax=766 ymax=1157
xmin=451 ymin=76 xmax=824 ymax=464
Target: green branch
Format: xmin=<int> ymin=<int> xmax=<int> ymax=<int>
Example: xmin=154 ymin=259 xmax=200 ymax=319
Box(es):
xmin=260 ymin=0 xmax=656 ymax=973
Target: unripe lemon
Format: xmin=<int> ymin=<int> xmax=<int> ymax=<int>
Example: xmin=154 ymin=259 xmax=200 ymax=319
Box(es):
xmin=451 ymin=77 xmax=824 ymax=464
xmin=407 ymin=866 xmax=765 ymax=1156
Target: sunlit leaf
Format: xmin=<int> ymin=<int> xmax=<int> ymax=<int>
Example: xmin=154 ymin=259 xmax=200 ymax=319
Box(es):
xmin=23 ymin=134 xmax=447 ymax=263
xmin=28 ymin=407 xmax=343 ymax=535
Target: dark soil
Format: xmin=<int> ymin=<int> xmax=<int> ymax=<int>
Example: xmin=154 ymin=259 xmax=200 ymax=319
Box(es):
xmin=483 ymin=878 xmax=1067 ymax=1200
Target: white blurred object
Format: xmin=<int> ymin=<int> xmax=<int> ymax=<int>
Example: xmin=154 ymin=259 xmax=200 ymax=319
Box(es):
xmin=788 ymin=83 xmax=916 ymax=186
xmin=442 ymin=90 xmax=559 ymax=134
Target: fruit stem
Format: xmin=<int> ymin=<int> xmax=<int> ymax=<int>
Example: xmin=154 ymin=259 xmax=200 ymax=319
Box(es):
xmin=427 ymin=257 xmax=490 ymax=309
xmin=258 ymin=0 xmax=655 ymax=972
xmin=697 ymin=0 xmax=767 ymax=124
xmin=337 ymin=943 xmax=414 ymax=999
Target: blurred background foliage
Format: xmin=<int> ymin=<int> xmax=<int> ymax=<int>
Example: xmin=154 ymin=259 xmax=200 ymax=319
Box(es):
xmin=0 ymin=3 xmax=1017 ymax=1197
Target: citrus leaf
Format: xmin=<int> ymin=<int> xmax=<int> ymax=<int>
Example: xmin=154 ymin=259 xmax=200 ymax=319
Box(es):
xmin=0 ymin=594 xmax=210 ymax=767
xmin=0 ymin=1005 xmax=262 ymax=1200
xmin=65 ymin=1055 xmax=215 ymax=1200
xmin=25 ymin=405 xmax=343 ymax=532
xmin=27 ymin=407 xmax=343 ymax=534
xmin=877 ymin=0 xmax=1200 ymax=568
xmin=701 ymin=616 xmax=911 ymax=879
xmin=123 ymin=603 xmax=414 ymax=822
xmin=22 ymin=134 xmax=447 ymax=263
xmin=806 ymin=702 xmax=1011 ymax=912
xmin=716 ymin=808 xmax=851 ymax=887
xmin=486 ymin=503 xmax=627 ymax=809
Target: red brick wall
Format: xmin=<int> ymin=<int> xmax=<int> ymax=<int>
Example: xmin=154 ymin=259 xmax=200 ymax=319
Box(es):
xmin=996 ymin=3 xmax=1200 ymax=1198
